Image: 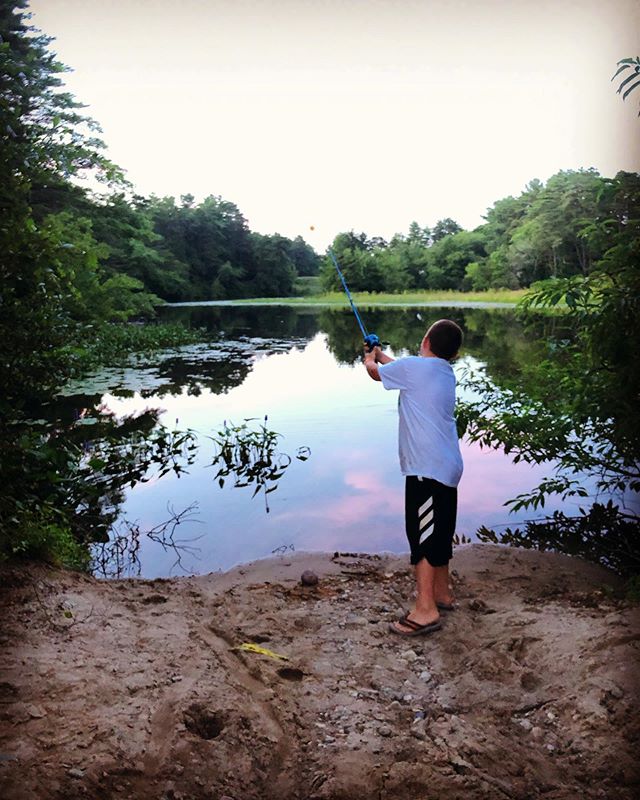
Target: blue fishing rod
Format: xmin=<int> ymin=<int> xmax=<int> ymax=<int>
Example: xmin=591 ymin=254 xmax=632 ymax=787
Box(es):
xmin=328 ymin=248 xmax=380 ymax=352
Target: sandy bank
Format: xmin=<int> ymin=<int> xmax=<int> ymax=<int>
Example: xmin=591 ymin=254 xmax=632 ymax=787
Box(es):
xmin=0 ymin=544 xmax=638 ymax=799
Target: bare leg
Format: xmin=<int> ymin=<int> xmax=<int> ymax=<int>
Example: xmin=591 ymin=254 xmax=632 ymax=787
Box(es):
xmin=391 ymin=557 xmax=440 ymax=634
xmin=434 ymin=564 xmax=454 ymax=605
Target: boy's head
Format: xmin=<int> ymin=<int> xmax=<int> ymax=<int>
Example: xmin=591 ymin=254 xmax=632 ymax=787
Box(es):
xmin=421 ymin=319 xmax=463 ymax=361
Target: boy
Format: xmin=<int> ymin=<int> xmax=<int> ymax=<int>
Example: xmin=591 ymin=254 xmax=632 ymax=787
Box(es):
xmin=363 ymin=319 xmax=463 ymax=637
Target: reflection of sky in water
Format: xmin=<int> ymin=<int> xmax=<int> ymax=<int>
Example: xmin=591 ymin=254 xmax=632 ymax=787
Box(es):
xmin=99 ymin=333 xmax=606 ymax=578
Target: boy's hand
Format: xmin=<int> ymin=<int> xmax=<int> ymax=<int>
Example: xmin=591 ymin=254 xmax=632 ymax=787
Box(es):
xmin=363 ymin=345 xmax=381 ymax=362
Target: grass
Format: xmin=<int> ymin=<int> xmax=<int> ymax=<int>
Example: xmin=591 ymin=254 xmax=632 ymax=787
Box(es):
xmin=199 ymin=289 xmax=528 ymax=307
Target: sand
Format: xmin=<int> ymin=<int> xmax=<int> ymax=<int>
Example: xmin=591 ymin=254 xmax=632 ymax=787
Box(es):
xmin=0 ymin=544 xmax=638 ymax=800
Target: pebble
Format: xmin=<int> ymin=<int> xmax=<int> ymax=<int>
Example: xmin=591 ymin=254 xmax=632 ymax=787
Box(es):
xmin=377 ymin=725 xmax=392 ymax=737
xmin=419 ymin=670 xmax=432 ymax=682
xmin=402 ymin=694 xmax=413 ymax=703
xmin=531 ymin=726 xmax=544 ymax=740
xmin=517 ymin=718 xmax=533 ymax=732
xmin=400 ymin=649 xmax=419 ymax=663
xmin=301 ymin=570 xmax=318 ymax=587
xmin=68 ymin=768 xmax=85 ymax=779
xmin=345 ymin=615 xmax=369 ymax=626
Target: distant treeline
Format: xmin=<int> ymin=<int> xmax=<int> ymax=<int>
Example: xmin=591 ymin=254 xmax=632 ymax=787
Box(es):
xmin=29 ymin=167 xmax=639 ymax=307
xmin=322 ymin=169 xmax=640 ymax=294
xmin=30 ymin=183 xmax=321 ymax=303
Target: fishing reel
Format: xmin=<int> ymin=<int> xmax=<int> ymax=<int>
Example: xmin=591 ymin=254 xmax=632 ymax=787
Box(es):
xmin=364 ymin=333 xmax=381 ymax=352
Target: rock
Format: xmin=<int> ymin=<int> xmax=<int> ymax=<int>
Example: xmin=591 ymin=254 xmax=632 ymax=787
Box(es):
xmin=402 ymin=694 xmax=413 ymax=703
xmin=170 ymin=674 xmax=183 ymax=683
xmin=301 ymin=570 xmax=319 ymax=587
xmin=419 ymin=670 xmax=432 ymax=682
xmin=67 ymin=768 xmax=85 ymax=779
xmin=531 ymin=726 xmax=544 ymax=740
xmin=345 ymin=614 xmax=369 ymax=627
xmin=377 ymin=725 xmax=392 ymax=737
xmin=400 ymin=649 xmax=418 ymax=663
xmin=608 ymin=683 xmax=624 ymax=699
xmin=26 ymin=705 xmax=47 ymax=719
xmin=517 ymin=718 xmax=533 ymax=732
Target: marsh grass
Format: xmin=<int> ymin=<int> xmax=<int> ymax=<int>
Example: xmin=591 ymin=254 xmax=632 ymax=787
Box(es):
xmin=200 ymin=289 xmax=528 ymax=307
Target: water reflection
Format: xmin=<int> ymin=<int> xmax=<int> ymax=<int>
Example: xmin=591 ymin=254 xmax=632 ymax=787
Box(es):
xmin=56 ymin=305 xmax=600 ymax=579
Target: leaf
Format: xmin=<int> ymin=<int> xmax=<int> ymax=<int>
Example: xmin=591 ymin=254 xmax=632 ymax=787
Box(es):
xmin=611 ymin=63 xmax=632 ymax=80
xmin=617 ymin=71 xmax=640 ymax=93
xmin=622 ymin=79 xmax=640 ymax=100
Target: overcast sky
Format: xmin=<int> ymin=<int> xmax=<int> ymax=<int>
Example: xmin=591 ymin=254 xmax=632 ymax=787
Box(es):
xmin=30 ymin=0 xmax=640 ymax=250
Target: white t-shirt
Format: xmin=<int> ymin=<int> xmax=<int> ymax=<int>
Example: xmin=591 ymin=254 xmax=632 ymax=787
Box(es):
xmin=378 ymin=355 xmax=463 ymax=487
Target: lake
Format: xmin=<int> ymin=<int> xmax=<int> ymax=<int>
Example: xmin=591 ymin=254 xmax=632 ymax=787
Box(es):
xmin=60 ymin=304 xmax=603 ymax=578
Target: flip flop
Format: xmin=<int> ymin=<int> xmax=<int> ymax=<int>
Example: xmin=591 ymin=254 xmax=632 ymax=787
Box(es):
xmin=389 ymin=617 xmax=442 ymax=637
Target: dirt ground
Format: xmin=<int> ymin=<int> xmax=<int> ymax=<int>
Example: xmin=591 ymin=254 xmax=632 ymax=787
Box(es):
xmin=0 ymin=544 xmax=638 ymax=800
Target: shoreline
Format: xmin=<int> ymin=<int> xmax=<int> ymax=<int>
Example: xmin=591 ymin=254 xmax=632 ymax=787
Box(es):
xmin=165 ymin=298 xmax=520 ymax=309
xmin=1 ymin=544 xmax=638 ymax=799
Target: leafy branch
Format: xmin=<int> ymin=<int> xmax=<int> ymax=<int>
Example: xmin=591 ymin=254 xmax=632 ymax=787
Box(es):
xmin=612 ymin=57 xmax=640 ymax=115
xmin=209 ymin=417 xmax=310 ymax=513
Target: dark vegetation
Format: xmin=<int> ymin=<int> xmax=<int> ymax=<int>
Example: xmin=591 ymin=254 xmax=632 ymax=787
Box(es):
xmin=321 ymin=172 xmax=639 ymax=294
xmin=1 ymin=1 xmax=637 ymax=576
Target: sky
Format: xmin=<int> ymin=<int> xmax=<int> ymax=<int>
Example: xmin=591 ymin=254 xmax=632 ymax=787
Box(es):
xmin=30 ymin=0 xmax=640 ymax=251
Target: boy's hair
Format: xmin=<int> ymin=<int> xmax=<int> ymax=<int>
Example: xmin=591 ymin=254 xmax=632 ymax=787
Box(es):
xmin=425 ymin=319 xmax=463 ymax=361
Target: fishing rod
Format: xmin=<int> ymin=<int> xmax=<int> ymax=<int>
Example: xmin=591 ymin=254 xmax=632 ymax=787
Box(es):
xmin=328 ymin=247 xmax=380 ymax=352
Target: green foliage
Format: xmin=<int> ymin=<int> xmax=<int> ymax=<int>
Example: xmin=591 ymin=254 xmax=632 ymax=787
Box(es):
xmin=0 ymin=411 xmax=199 ymax=566
xmin=612 ymin=57 xmax=640 ymax=114
xmin=209 ymin=418 xmax=310 ymax=512
xmin=457 ymin=173 xmax=639 ymax=572
xmin=61 ymin=320 xmax=207 ymax=377
xmin=476 ymin=502 xmax=639 ymax=578
xmin=4 ymin=510 xmax=91 ymax=571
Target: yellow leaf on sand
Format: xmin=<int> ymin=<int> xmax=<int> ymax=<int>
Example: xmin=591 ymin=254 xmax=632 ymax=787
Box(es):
xmin=236 ymin=642 xmax=289 ymax=661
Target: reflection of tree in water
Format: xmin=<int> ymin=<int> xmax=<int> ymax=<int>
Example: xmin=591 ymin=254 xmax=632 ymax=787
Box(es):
xmin=161 ymin=304 xmax=320 ymax=341
xmin=318 ymin=306 xmax=549 ymax=387
xmin=162 ymin=303 xmax=553 ymax=391
xmin=144 ymin=345 xmax=253 ymax=397
xmin=92 ymin=503 xmax=202 ymax=579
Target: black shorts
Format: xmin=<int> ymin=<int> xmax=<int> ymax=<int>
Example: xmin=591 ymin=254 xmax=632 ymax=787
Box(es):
xmin=405 ymin=476 xmax=457 ymax=567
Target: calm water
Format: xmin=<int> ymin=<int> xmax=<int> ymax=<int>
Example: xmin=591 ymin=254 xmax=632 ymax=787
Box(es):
xmin=61 ymin=305 xmax=605 ymax=577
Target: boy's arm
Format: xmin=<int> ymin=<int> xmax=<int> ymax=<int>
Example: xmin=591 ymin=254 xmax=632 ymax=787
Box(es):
xmin=364 ymin=346 xmax=394 ymax=382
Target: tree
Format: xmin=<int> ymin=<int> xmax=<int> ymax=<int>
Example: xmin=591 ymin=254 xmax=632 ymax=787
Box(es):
xmin=249 ymin=233 xmax=297 ymax=297
xmin=425 ymin=230 xmax=487 ymax=290
xmin=432 ymin=218 xmax=462 ymax=242
xmin=457 ymin=171 xmax=640 ymax=573
xmin=320 ymin=232 xmax=371 ymax=292
xmin=0 ymin=1 xmax=122 ymax=408
xmin=289 ymin=235 xmax=320 ymax=277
